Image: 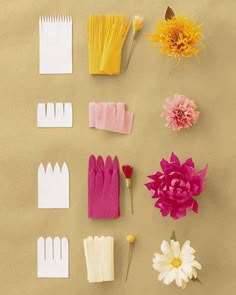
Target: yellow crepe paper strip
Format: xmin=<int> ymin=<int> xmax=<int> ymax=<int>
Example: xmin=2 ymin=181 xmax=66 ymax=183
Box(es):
xmin=88 ymin=15 xmax=130 ymax=75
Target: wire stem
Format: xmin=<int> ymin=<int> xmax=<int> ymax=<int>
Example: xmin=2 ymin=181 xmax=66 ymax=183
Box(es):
xmin=126 ymin=31 xmax=137 ymax=70
xmin=125 ymin=244 xmax=133 ymax=282
xmin=128 ymin=188 xmax=134 ymax=214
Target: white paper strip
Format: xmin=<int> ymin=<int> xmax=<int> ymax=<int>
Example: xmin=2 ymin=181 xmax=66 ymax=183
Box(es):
xmin=83 ymin=236 xmax=114 ymax=283
xmin=39 ymin=16 xmax=72 ymax=74
xmin=38 ymin=162 xmax=69 ymax=208
xmin=37 ymin=103 xmax=73 ymax=128
xmin=37 ymin=237 xmax=69 ymax=278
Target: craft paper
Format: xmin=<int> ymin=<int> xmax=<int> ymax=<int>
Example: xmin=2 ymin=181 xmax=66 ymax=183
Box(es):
xmin=88 ymin=155 xmax=120 ymax=218
xmin=38 ymin=162 xmax=69 ymax=208
xmin=89 ymin=102 xmax=134 ymax=135
xmin=37 ymin=237 xmax=69 ymax=278
xmin=83 ymin=236 xmax=114 ymax=283
xmin=37 ymin=103 xmax=73 ymax=127
xmin=39 ymin=16 xmax=72 ymax=74
xmin=88 ymin=15 xmax=130 ymax=75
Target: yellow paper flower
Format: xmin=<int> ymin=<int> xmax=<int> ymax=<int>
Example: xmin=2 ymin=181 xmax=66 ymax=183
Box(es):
xmin=133 ymin=15 xmax=144 ymax=33
xmin=148 ymin=15 xmax=203 ymax=60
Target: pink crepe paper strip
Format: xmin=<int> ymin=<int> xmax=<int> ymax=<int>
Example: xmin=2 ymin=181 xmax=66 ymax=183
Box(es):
xmin=88 ymin=155 xmax=120 ymax=218
xmin=89 ymin=102 xmax=134 ymax=135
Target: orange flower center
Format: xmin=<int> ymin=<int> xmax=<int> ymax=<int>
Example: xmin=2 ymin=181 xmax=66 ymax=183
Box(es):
xmin=172 ymin=258 xmax=182 ymax=268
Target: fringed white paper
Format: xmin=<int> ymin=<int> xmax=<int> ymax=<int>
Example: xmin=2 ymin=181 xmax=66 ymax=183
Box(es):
xmin=37 ymin=103 xmax=73 ymax=127
xmin=37 ymin=237 xmax=69 ymax=278
xmin=83 ymin=236 xmax=114 ymax=283
xmin=39 ymin=16 xmax=72 ymax=74
xmin=38 ymin=162 xmax=69 ymax=208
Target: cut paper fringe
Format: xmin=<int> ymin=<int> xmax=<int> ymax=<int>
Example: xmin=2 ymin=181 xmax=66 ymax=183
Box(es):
xmin=88 ymin=155 xmax=120 ymax=218
xmin=88 ymin=15 xmax=130 ymax=75
xmin=83 ymin=236 xmax=114 ymax=283
xmin=89 ymin=102 xmax=134 ymax=135
xmin=37 ymin=103 xmax=73 ymax=128
xmin=37 ymin=237 xmax=69 ymax=278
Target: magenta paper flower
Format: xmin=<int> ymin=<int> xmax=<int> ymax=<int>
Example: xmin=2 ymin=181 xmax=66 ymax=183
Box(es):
xmin=145 ymin=153 xmax=207 ymax=220
xmin=161 ymin=94 xmax=200 ymax=131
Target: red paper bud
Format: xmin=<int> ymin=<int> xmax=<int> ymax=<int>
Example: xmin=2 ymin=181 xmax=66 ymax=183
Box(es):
xmin=122 ymin=165 xmax=133 ymax=179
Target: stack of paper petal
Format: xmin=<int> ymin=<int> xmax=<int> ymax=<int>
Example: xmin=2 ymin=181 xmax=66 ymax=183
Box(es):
xmin=89 ymin=102 xmax=134 ymax=135
xmin=88 ymin=155 xmax=120 ymax=218
xmin=83 ymin=236 xmax=114 ymax=283
xmin=88 ymin=15 xmax=130 ymax=75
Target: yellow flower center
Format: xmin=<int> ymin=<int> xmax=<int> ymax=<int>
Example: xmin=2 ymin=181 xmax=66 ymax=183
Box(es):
xmin=172 ymin=258 xmax=182 ymax=268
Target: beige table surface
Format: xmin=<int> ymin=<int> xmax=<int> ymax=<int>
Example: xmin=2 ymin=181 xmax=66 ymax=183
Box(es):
xmin=0 ymin=0 xmax=235 ymax=294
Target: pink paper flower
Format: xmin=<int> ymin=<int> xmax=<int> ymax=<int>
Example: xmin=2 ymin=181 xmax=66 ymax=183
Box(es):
xmin=161 ymin=94 xmax=200 ymax=131
xmin=145 ymin=153 xmax=207 ymax=220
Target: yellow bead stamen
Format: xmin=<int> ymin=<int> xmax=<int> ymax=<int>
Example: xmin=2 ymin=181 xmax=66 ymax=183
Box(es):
xmin=172 ymin=258 xmax=182 ymax=268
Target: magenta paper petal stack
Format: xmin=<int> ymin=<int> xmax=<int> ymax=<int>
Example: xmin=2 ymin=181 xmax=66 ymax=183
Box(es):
xmin=88 ymin=155 xmax=120 ymax=218
xmin=89 ymin=102 xmax=134 ymax=135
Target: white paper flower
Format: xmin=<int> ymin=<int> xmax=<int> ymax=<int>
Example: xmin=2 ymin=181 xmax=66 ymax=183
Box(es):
xmin=153 ymin=240 xmax=202 ymax=288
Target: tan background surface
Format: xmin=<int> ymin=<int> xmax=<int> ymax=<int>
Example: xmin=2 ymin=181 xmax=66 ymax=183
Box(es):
xmin=0 ymin=0 xmax=235 ymax=294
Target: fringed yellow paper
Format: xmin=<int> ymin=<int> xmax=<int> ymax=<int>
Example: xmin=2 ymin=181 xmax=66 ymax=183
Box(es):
xmin=88 ymin=15 xmax=130 ymax=75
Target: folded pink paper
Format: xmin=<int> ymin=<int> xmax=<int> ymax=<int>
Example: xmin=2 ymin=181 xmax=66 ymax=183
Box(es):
xmin=88 ymin=155 xmax=120 ymax=219
xmin=89 ymin=102 xmax=134 ymax=135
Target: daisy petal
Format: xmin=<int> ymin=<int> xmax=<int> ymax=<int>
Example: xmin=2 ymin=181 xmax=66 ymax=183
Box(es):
xmin=180 ymin=240 xmax=195 ymax=258
xmin=182 ymin=254 xmax=195 ymax=263
xmin=180 ymin=240 xmax=190 ymax=256
xmin=163 ymin=268 xmax=177 ymax=285
xmin=161 ymin=240 xmax=171 ymax=254
xmin=192 ymin=267 xmax=198 ymax=279
xmin=191 ymin=260 xmax=202 ymax=269
xmin=153 ymin=253 xmax=170 ymax=263
xmin=158 ymin=270 xmax=169 ymax=281
xmin=181 ymin=263 xmax=193 ymax=274
xmin=179 ymin=269 xmax=189 ymax=283
xmin=181 ymin=280 xmax=187 ymax=289
xmin=153 ymin=262 xmax=171 ymax=272
xmin=171 ymin=240 xmax=181 ymax=258
xmin=175 ymin=269 xmax=183 ymax=287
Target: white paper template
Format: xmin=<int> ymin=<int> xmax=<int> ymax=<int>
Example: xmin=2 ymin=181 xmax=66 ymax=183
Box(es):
xmin=37 ymin=237 xmax=69 ymax=278
xmin=39 ymin=16 xmax=72 ymax=74
xmin=37 ymin=103 xmax=73 ymax=127
xmin=38 ymin=162 xmax=69 ymax=208
xmin=83 ymin=236 xmax=114 ymax=283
